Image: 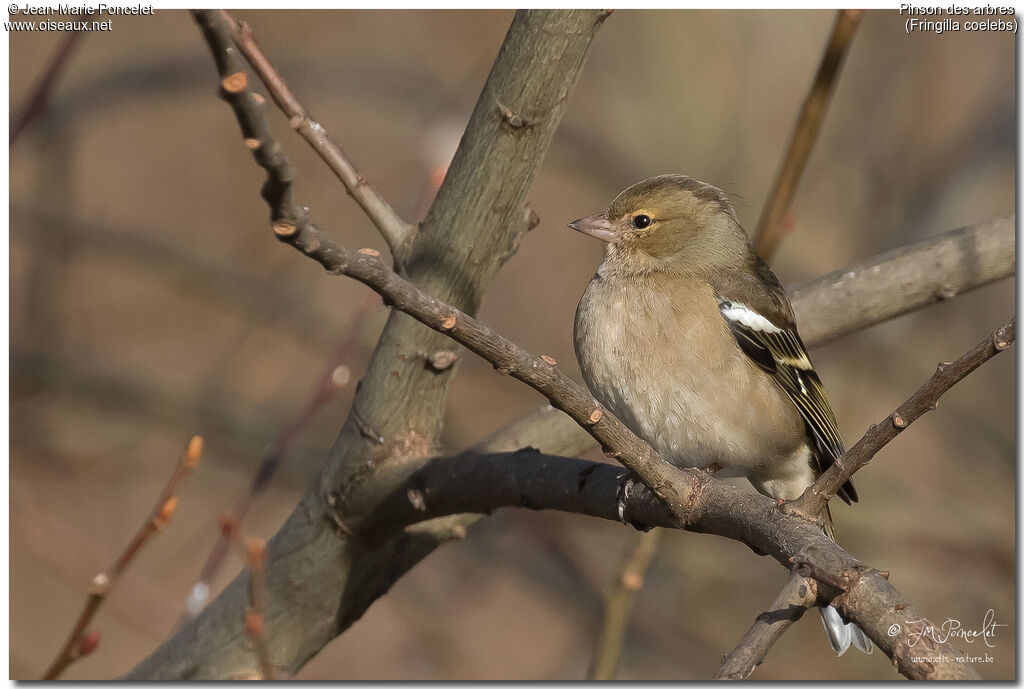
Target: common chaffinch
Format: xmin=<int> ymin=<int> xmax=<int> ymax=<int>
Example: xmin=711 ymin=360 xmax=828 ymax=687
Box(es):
xmin=570 ymin=174 xmax=871 ymax=656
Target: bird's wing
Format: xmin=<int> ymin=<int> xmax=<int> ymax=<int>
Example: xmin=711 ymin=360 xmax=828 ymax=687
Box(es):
xmin=716 ymin=296 xmax=858 ymax=505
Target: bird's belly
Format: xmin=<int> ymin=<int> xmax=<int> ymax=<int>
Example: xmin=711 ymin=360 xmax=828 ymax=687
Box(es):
xmin=574 ymin=285 xmax=804 ymax=475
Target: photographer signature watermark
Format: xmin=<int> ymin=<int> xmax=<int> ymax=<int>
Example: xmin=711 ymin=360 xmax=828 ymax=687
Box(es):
xmin=888 ymin=608 xmax=1005 ymax=653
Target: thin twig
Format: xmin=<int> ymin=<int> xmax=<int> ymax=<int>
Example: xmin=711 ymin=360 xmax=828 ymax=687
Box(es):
xmin=752 ymin=9 xmax=862 ymax=260
xmin=10 ymin=29 xmax=87 ymax=145
xmin=791 ymin=317 xmax=1015 ymax=519
xmin=217 ymin=10 xmax=415 ymax=260
xmin=588 ymin=529 xmax=662 ymax=680
xmin=191 ymin=8 xmax=693 ymax=528
xmin=241 ymin=537 xmax=275 ymax=680
xmin=709 ymin=17 xmax=862 ymax=675
xmin=190 ymin=11 xmax=995 ymax=679
xmin=41 ymin=436 xmax=202 ymax=680
xmin=182 ymin=293 xmax=377 ymax=621
xmin=714 ymin=573 xmax=818 ymax=680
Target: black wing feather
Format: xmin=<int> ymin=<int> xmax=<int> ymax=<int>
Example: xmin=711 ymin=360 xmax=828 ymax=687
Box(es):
xmin=718 ymin=300 xmax=858 ymax=505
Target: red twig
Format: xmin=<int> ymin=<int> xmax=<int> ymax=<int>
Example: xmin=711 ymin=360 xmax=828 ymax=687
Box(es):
xmin=182 ymin=294 xmax=376 ymax=620
xmin=10 ymin=30 xmax=86 ymax=145
xmin=241 ymin=536 xmax=275 ymax=679
xmin=41 ymin=435 xmax=202 ymax=679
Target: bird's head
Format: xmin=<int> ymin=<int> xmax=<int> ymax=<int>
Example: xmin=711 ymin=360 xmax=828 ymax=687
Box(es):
xmin=569 ymin=174 xmax=749 ymax=276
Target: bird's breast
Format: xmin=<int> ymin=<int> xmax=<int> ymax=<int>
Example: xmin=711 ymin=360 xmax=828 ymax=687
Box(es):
xmin=573 ymin=272 xmax=804 ymax=473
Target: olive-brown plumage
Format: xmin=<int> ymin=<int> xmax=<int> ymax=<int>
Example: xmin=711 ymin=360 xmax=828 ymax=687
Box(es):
xmin=570 ymin=174 xmax=869 ymax=656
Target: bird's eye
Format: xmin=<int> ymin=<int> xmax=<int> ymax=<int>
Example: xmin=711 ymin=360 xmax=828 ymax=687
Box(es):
xmin=632 ymin=214 xmax=652 ymax=229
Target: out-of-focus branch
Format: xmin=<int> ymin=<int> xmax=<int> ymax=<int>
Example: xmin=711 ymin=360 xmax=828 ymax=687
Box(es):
xmin=752 ymin=9 xmax=862 ymax=259
xmin=182 ymin=293 xmax=376 ymax=621
xmin=588 ymin=529 xmax=663 ymax=680
xmin=217 ymin=10 xmax=415 ymax=260
xmin=10 ymin=203 xmax=344 ymax=352
xmin=10 ymin=29 xmax=86 ymax=144
xmin=790 ymin=215 xmax=1014 ymax=346
xmin=192 ymin=9 xmax=692 ymax=528
xmin=41 ymin=436 xmax=202 ymax=680
xmin=791 ymin=317 xmax=1015 ymax=519
xmin=241 ymin=538 xmax=275 ymax=680
xmin=713 ymin=573 xmax=818 ymax=680
xmin=127 ymin=10 xmax=607 ymax=680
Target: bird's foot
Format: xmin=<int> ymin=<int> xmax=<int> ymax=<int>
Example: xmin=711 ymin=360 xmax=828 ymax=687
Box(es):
xmin=615 ymin=471 xmax=636 ymax=524
xmin=615 ymin=471 xmax=653 ymax=531
xmin=614 ymin=472 xmax=655 ymax=532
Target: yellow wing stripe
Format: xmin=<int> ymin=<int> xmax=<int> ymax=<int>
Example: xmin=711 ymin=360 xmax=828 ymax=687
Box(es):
xmin=760 ymin=334 xmax=845 ymax=458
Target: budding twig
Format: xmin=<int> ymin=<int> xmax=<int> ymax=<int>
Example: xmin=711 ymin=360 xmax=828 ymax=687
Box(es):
xmin=182 ymin=293 xmax=376 ymax=621
xmin=588 ymin=529 xmax=663 ymax=680
xmin=216 ymin=10 xmax=415 ymax=260
xmin=792 ymin=317 xmax=1015 ymax=519
xmin=241 ymin=536 xmax=274 ymax=680
xmin=714 ymin=573 xmax=819 ymax=679
xmin=41 ymin=436 xmax=202 ymax=680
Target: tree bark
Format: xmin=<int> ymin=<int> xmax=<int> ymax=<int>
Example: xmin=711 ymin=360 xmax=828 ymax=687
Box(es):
xmin=127 ymin=10 xmax=1012 ymax=679
xmin=126 ymin=10 xmax=608 ymax=679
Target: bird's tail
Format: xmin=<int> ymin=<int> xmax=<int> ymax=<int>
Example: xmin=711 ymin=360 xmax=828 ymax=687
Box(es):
xmin=819 ymin=504 xmax=873 ymax=656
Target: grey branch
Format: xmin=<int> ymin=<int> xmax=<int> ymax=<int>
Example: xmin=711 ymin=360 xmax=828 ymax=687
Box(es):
xmin=133 ymin=11 xmax=1013 ymax=680
xmin=347 ymin=448 xmax=981 ymax=680
xmin=713 ymin=573 xmax=819 ymax=680
xmin=789 ymin=215 xmax=1013 ymax=347
xmin=791 ymin=317 xmax=1015 ymax=519
xmin=126 ymin=9 xmax=608 ymax=680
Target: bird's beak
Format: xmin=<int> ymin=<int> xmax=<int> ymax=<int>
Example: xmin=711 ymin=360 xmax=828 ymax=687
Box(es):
xmin=568 ymin=212 xmax=616 ymax=243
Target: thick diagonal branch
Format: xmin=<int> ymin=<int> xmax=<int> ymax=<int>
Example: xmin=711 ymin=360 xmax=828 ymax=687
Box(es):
xmin=789 ymin=215 xmax=1013 ymax=347
xmin=128 ymin=10 xmax=608 ymax=680
xmin=140 ymin=11 xmax=1012 ymax=681
xmin=359 ymin=449 xmax=979 ymax=680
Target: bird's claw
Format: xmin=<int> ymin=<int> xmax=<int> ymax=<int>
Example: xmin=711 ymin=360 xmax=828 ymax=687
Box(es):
xmin=616 ymin=471 xmax=638 ymax=525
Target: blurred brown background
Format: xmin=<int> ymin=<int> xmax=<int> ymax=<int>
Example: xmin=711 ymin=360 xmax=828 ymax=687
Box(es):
xmin=9 ymin=9 xmax=1014 ymax=680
